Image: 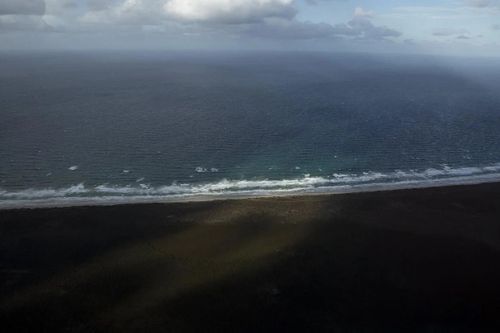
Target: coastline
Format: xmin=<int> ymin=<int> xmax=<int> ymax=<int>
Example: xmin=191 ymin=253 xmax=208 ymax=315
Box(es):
xmin=2 ymin=172 xmax=500 ymax=211
xmin=2 ymin=181 xmax=500 ymax=331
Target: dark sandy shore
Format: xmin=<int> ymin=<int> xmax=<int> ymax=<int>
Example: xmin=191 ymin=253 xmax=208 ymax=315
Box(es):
xmin=2 ymin=183 xmax=500 ymax=332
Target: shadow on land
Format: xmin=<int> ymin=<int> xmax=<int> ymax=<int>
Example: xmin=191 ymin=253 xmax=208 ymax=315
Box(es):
xmin=2 ymin=183 xmax=500 ymax=332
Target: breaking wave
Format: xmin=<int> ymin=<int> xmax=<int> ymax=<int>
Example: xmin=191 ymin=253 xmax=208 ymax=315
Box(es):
xmin=2 ymin=163 xmax=500 ymax=209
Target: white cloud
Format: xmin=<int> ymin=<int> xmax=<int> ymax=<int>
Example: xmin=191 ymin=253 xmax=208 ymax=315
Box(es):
xmin=80 ymin=0 xmax=297 ymax=26
xmin=354 ymin=6 xmax=373 ymax=18
xmin=79 ymin=0 xmax=298 ymax=30
xmin=164 ymin=0 xmax=296 ymax=23
xmin=333 ymin=7 xmax=401 ymax=40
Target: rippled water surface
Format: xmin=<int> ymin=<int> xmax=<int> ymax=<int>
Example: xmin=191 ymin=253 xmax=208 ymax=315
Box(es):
xmin=1 ymin=52 xmax=500 ymax=204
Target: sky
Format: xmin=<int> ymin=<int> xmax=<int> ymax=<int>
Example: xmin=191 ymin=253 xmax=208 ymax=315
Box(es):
xmin=0 ymin=0 xmax=499 ymax=55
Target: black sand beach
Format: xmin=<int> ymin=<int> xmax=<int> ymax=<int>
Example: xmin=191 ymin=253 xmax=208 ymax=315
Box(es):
xmin=2 ymin=182 xmax=500 ymax=332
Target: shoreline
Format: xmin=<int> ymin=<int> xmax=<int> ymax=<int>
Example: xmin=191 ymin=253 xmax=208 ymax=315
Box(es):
xmin=2 ymin=180 xmax=500 ymax=331
xmin=2 ymin=172 xmax=500 ymax=211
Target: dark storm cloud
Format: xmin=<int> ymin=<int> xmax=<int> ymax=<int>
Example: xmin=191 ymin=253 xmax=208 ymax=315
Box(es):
xmin=0 ymin=0 xmax=45 ymax=15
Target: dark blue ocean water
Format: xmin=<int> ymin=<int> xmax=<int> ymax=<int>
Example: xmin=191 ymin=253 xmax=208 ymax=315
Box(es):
xmin=1 ymin=51 xmax=500 ymax=205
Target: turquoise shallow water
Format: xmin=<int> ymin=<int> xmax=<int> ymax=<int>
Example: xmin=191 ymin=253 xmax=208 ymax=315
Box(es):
xmin=1 ymin=52 xmax=500 ymax=205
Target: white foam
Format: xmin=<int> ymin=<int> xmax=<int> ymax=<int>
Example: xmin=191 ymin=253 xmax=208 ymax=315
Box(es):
xmin=0 ymin=184 xmax=88 ymax=200
xmin=196 ymin=167 xmax=219 ymax=173
xmin=3 ymin=162 xmax=500 ymax=209
xmin=68 ymin=166 xmax=79 ymax=171
xmin=1 ymin=173 xmax=500 ymax=211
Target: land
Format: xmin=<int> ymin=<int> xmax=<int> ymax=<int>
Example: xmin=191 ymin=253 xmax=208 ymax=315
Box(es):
xmin=2 ymin=183 xmax=500 ymax=332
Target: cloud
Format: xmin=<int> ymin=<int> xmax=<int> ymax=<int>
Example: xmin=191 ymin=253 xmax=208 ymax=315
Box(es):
xmin=81 ymin=0 xmax=296 ymax=26
xmin=0 ymin=0 xmax=402 ymax=50
xmin=353 ymin=6 xmax=373 ymax=18
xmin=304 ymin=0 xmax=332 ymax=4
xmin=86 ymin=0 xmax=115 ymax=12
xmin=465 ymin=0 xmax=497 ymax=7
xmin=333 ymin=15 xmax=401 ymax=40
xmin=44 ymin=0 xmax=80 ymax=15
xmin=431 ymin=28 xmax=481 ymax=41
xmin=432 ymin=28 xmax=469 ymax=37
xmin=0 ymin=0 xmax=45 ymax=15
xmin=79 ymin=0 xmax=296 ymax=25
xmin=464 ymin=0 xmax=500 ymax=9
xmin=79 ymin=0 xmax=167 ymax=26
xmin=78 ymin=1 xmax=400 ymax=41
xmin=235 ymin=6 xmax=400 ymax=41
xmin=240 ymin=18 xmax=339 ymax=39
xmin=0 ymin=15 xmax=51 ymax=31
xmin=317 ymin=6 xmax=401 ymax=40
xmin=164 ymin=0 xmax=296 ymax=23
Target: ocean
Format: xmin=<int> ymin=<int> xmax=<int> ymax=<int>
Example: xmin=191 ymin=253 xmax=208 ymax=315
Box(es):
xmin=1 ymin=51 xmax=500 ymax=207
